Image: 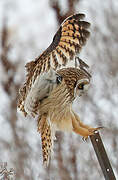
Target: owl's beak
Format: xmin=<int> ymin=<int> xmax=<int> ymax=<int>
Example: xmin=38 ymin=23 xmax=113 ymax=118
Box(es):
xmin=78 ymin=91 xmax=84 ymax=97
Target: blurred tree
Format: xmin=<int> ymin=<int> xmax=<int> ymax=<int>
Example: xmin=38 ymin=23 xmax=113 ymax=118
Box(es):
xmin=0 ymin=16 xmax=34 ymax=180
xmin=50 ymin=0 xmax=81 ymax=24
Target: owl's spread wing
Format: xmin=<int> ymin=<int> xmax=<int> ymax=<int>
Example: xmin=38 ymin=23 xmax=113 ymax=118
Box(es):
xmin=18 ymin=13 xmax=90 ymax=115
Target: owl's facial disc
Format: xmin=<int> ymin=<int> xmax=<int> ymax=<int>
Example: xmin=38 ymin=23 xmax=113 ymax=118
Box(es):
xmin=74 ymin=78 xmax=90 ymax=98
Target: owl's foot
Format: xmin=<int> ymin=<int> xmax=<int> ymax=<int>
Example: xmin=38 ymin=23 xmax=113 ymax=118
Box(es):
xmin=82 ymin=126 xmax=103 ymax=141
xmin=73 ymin=124 xmax=103 ymax=141
xmin=72 ymin=113 xmax=103 ymax=140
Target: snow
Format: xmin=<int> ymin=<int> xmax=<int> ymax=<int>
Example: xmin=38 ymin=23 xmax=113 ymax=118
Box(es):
xmin=0 ymin=0 xmax=118 ymax=179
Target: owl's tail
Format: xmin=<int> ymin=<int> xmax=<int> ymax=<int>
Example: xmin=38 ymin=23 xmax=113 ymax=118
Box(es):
xmin=37 ymin=115 xmax=54 ymax=166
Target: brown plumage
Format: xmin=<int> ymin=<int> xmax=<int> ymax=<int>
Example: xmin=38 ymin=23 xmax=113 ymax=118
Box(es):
xmin=37 ymin=115 xmax=53 ymax=165
xmin=17 ymin=13 xmax=90 ymax=116
xmin=18 ymin=14 xmax=101 ymax=166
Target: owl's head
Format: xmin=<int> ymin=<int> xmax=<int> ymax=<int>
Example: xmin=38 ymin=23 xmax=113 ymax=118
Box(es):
xmin=57 ymin=67 xmax=91 ymax=99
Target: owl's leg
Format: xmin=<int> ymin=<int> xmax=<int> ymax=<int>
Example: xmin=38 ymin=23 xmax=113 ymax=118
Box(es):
xmin=79 ymin=120 xmax=103 ymax=133
xmin=74 ymin=112 xmax=102 ymax=130
xmin=72 ymin=117 xmax=95 ymax=139
xmin=72 ymin=112 xmax=102 ymax=140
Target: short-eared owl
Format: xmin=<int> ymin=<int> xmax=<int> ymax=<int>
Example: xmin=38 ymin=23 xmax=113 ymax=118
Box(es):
xmin=18 ymin=14 xmax=101 ymax=165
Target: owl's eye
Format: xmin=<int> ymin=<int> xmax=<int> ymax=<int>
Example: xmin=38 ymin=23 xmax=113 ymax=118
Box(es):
xmin=56 ymin=75 xmax=62 ymax=84
xmin=78 ymin=83 xmax=84 ymax=90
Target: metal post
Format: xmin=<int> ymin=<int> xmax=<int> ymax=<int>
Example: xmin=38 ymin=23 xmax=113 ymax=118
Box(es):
xmin=90 ymin=131 xmax=116 ymax=180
